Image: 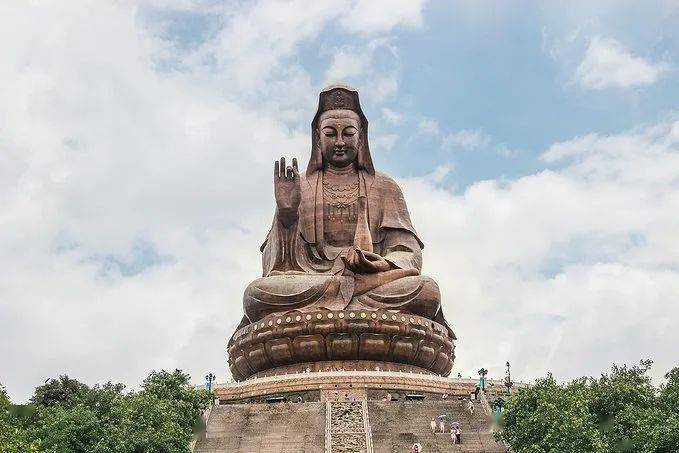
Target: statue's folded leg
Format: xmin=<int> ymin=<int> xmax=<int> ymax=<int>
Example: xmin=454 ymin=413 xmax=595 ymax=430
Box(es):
xmin=243 ymin=274 xmax=351 ymax=323
xmin=347 ymin=275 xmax=441 ymax=320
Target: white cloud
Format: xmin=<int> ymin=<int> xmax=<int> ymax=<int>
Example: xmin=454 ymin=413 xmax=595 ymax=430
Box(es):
xmin=442 ymin=128 xmax=492 ymax=150
xmin=574 ymin=36 xmax=669 ymax=90
xmin=425 ymin=164 xmax=454 ymax=184
xmin=402 ymin=117 xmax=679 ymax=383
xmin=1 ymin=0 xmax=677 ymax=404
xmin=380 ymin=107 xmax=403 ymax=125
xmin=0 ymin=0 xmax=306 ymax=401
xmin=372 ymin=133 xmax=399 ymax=151
xmin=441 ymin=128 xmax=518 ymax=157
xmin=323 ymin=39 xmax=401 ymax=105
xmin=418 ymin=117 xmax=440 ymax=135
xmin=0 ymin=0 xmax=424 ymax=402
xmin=341 ymin=0 xmax=427 ymax=35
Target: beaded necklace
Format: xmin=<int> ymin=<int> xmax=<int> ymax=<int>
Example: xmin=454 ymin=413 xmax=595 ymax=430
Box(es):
xmin=323 ymin=166 xmax=359 ymax=222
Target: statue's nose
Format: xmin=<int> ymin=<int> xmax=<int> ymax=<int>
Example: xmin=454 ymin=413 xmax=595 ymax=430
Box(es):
xmin=336 ymin=137 xmax=345 ymax=148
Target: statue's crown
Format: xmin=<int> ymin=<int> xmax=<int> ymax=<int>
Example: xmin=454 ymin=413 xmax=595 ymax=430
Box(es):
xmin=309 ymin=83 xmax=374 ymax=175
xmin=318 ymin=83 xmax=361 ymax=114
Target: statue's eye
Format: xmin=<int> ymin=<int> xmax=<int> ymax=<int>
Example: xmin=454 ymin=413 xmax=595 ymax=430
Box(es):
xmin=322 ymin=128 xmax=336 ymax=137
xmin=344 ymin=127 xmax=357 ymax=137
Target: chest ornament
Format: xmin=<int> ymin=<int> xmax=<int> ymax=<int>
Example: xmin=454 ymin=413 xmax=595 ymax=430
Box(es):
xmin=323 ymin=180 xmax=359 ymax=222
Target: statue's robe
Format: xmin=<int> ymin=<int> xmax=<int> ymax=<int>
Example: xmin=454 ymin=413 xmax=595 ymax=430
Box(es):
xmin=240 ymin=169 xmax=453 ymax=337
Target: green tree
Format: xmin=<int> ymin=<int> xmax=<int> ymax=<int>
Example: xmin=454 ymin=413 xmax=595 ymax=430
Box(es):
xmin=588 ymin=359 xmax=655 ymax=425
xmin=27 ymin=404 xmax=103 ymax=453
xmin=9 ymin=369 xmax=210 ymax=453
xmin=31 ymin=375 xmax=90 ymax=409
xmin=96 ymin=392 xmax=193 ymax=453
xmin=660 ymin=367 xmax=679 ymax=412
xmin=0 ymin=369 xmax=211 ymax=453
xmin=0 ymin=384 xmax=41 ymax=453
xmin=497 ymin=361 xmax=679 ymax=453
xmin=82 ymin=382 xmax=126 ymax=417
xmin=141 ymin=369 xmax=211 ymax=432
xmin=499 ymin=375 xmax=608 ymax=453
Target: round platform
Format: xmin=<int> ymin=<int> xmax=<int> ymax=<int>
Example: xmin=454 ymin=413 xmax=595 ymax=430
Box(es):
xmin=227 ymin=308 xmax=455 ymax=381
xmin=212 ymin=370 xmax=493 ymax=403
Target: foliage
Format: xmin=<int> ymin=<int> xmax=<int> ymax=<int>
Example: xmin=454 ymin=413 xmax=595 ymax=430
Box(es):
xmin=31 ymin=375 xmax=90 ymax=409
xmin=94 ymin=393 xmax=194 ymax=453
xmin=1 ymin=370 xmax=211 ymax=453
xmin=28 ymin=404 xmax=103 ymax=453
xmin=0 ymin=384 xmax=41 ymax=453
xmin=497 ymin=361 xmax=679 ymax=453
xmin=141 ymin=369 xmax=211 ymax=431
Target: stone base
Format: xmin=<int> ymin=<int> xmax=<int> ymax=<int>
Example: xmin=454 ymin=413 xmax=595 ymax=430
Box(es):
xmin=249 ymin=360 xmax=434 ymax=379
xmin=214 ymin=370 xmax=477 ymax=403
xmin=197 ymin=375 xmax=512 ymax=453
xmin=227 ymin=308 xmax=455 ymax=381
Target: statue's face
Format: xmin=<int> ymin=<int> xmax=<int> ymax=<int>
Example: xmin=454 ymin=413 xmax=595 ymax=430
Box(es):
xmin=318 ymin=110 xmax=361 ymax=168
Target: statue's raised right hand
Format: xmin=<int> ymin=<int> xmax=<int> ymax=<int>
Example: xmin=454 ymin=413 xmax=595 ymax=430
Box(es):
xmin=274 ymin=157 xmax=301 ymax=227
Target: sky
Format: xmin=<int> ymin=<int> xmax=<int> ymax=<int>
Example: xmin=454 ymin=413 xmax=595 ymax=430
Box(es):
xmin=1 ymin=0 xmax=678 ymax=402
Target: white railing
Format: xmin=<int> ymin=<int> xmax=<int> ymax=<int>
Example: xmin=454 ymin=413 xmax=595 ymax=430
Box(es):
xmin=479 ymin=390 xmax=492 ymax=416
xmin=211 ymin=369 xmax=521 ymax=390
xmin=324 ymin=400 xmax=332 ymax=453
xmin=361 ymin=397 xmax=374 ymax=453
xmin=189 ymin=403 xmax=214 ymax=452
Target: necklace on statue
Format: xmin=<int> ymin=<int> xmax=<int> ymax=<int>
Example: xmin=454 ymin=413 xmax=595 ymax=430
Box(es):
xmin=323 ymin=170 xmax=359 ymax=223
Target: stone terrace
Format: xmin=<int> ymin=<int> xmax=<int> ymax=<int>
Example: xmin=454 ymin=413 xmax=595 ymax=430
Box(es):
xmin=193 ymin=396 xmax=508 ymax=452
xmin=369 ymin=399 xmax=505 ymax=453
xmin=194 ymin=371 xmax=517 ymax=452
xmin=194 ymin=402 xmax=325 ymax=453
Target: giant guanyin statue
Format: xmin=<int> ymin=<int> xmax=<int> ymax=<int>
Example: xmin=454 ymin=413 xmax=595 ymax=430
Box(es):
xmin=228 ymin=85 xmax=455 ymax=380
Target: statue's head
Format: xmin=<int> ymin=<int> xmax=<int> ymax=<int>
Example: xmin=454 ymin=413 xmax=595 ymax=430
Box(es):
xmin=307 ymin=84 xmax=374 ymax=175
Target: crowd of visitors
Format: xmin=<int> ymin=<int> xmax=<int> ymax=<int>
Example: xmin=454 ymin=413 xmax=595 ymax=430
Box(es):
xmin=430 ymin=416 xmax=463 ymax=444
xmin=423 ymin=392 xmax=482 ymax=447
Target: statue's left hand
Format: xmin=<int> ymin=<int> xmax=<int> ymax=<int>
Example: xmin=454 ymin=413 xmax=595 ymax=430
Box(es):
xmin=343 ymin=248 xmax=391 ymax=274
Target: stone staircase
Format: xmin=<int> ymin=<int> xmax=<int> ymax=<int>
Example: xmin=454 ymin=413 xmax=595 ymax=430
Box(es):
xmin=194 ymin=398 xmax=504 ymax=453
xmin=193 ymin=402 xmax=325 ymax=453
xmin=368 ymin=399 xmax=506 ymax=453
xmin=326 ymin=400 xmax=373 ymax=453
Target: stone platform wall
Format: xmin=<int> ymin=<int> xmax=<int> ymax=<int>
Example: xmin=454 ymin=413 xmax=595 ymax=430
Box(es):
xmin=213 ymin=370 xmax=514 ymax=404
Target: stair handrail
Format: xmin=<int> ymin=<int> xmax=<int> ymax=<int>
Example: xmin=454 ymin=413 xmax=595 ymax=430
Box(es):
xmin=361 ymin=397 xmax=374 ymax=453
xmin=480 ymin=390 xmax=511 ymax=452
xmin=189 ymin=399 xmax=215 ymax=452
xmin=325 ymin=400 xmax=332 ymax=453
xmin=479 ymin=389 xmax=492 ymax=416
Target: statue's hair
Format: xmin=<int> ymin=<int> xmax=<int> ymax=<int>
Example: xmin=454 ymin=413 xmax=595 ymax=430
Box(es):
xmin=307 ymin=85 xmax=374 ymax=176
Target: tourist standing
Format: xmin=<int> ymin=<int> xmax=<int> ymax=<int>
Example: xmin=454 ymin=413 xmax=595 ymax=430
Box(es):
xmin=451 ymin=426 xmax=457 ymax=444
xmin=439 ymin=418 xmax=445 ymax=433
xmin=467 ymin=399 xmax=474 ymax=415
xmin=430 ymin=418 xmax=437 ymax=433
xmin=455 ymin=426 xmax=461 ymax=444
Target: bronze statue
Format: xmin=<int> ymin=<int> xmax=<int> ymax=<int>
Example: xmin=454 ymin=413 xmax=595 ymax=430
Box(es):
xmin=228 ymin=85 xmax=455 ymax=380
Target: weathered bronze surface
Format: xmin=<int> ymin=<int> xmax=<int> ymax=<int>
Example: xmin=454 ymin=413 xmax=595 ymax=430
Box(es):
xmin=228 ymin=84 xmax=455 ymax=380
